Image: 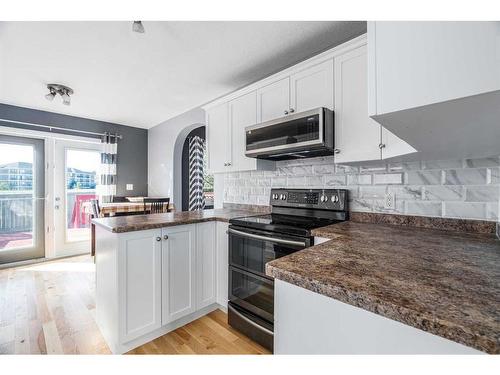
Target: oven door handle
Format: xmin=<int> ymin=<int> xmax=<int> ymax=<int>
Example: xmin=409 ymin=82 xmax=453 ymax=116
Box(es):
xmin=228 ymin=304 xmax=274 ymax=336
xmin=227 ymin=228 xmax=307 ymax=247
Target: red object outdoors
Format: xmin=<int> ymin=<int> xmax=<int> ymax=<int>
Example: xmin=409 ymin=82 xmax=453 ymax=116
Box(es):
xmin=70 ymin=194 xmax=97 ymax=228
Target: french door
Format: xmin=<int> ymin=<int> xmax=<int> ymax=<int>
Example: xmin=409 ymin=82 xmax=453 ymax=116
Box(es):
xmin=54 ymin=139 xmax=101 ymax=256
xmin=0 ymin=135 xmax=45 ymax=264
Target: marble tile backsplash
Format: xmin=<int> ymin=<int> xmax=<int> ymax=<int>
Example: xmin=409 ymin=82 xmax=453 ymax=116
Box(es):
xmin=223 ymin=155 xmax=500 ymax=221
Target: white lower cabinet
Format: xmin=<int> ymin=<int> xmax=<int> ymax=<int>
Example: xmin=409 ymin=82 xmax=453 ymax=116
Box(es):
xmin=161 ymin=224 xmax=196 ymax=324
xmin=196 ymin=222 xmax=217 ymax=309
xmin=95 ymin=222 xmax=229 ymax=353
xmin=216 ymin=222 xmax=229 ymax=308
xmin=118 ymin=229 xmax=162 ymax=343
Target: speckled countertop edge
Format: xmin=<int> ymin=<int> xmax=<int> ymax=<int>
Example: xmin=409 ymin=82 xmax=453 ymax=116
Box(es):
xmin=266 ymin=222 xmax=500 ymax=354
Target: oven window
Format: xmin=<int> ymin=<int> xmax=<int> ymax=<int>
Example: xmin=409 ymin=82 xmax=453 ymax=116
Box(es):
xmin=229 ymin=231 xmax=304 ymax=275
xmin=246 ymin=114 xmax=320 ymax=151
xmin=229 ymin=267 xmax=274 ymax=323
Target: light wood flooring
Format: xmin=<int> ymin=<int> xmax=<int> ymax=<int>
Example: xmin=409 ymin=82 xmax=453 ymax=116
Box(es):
xmin=0 ymin=255 xmax=269 ymax=355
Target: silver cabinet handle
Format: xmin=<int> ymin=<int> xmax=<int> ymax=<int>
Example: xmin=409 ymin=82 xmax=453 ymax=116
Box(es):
xmin=224 ymin=162 xmax=228 ymax=166
xmin=163 ymin=235 xmax=169 ymax=240
xmin=227 ymin=162 xmax=232 ymax=166
xmin=379 ymin=143 xmax=386 ymax=149
xmin=227 ymin=228 xmax=306 ymax=247
xmin=289 ymin=108 xmax=295 ymax=113
xmin=334 ymin=149 xmax=341 ymax=154
xmin=228 ymin=304 xmax=274 ymax=336
xmin=156 ymin=237 xmax=161 ymax=242
xmin=284 ymin=110 xmax=289 ymax=115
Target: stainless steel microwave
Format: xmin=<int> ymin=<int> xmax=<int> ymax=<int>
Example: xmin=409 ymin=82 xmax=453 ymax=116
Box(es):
xmin=244 ymin=107 xmax=334 ymax=160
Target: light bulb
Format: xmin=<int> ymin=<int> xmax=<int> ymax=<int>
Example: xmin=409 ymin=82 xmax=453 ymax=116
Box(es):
xmin=132 ymin=21 xmax=145 ymax=33
xmin=45 ymin=91 xmax=55 ymax=101
xmin=61 ymin=92 xmax=71 ymax=106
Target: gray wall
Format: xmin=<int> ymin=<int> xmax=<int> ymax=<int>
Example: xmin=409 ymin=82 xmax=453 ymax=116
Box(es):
xmin=148 ymin=107 xmax=205 ymax=205
xmin=0 ymin=103 xmax=148 ymax=196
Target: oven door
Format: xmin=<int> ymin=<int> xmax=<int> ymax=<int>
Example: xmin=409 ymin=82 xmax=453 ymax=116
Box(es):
xmin=228 ymin=226 xmax=309 ymax=276
xmin=229 ymin=266 xmax=275 ymax=323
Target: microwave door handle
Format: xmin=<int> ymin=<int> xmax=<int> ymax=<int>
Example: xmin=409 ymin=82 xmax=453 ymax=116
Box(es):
xmin=227 ymin=228 xmax=307 ymax=247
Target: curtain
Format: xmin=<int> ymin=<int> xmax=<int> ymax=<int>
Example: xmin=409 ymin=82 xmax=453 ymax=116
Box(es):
xmin=97 ymin=133 xmax=117 ymax=203
xmin=188 ymin=135 xmax=205 ymax=211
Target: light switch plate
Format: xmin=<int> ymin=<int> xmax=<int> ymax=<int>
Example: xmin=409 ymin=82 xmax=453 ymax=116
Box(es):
xmin=126 ymin=184 xmax=134 ymax=191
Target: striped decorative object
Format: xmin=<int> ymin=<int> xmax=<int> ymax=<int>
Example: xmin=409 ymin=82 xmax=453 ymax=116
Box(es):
xmin=97 ymin=133 xmax=118 ymax=203
xmin=188 ymin=135 xmax=206 ymax=211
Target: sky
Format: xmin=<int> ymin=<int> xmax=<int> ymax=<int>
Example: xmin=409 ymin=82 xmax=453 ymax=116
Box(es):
xmin=0 ymin=144 xmax=100 ymax=172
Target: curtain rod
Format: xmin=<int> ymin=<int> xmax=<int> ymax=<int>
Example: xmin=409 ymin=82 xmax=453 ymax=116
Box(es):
xmin=0 ymin=118 xmax=123 ymax=140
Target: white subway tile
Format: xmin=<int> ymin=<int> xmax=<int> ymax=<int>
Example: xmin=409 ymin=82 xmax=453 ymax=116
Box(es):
xmin=406 ymin=202 xmax=443 ymax=217
xmin=423 ymin=186 xmax=463 ymax=201
xmin=373 ymin=173 xmax=403 ymax=185
xmin=287 ymin=176 xmax=307 ymax=187
xmin=388 ymin=186 xmax=423 ymax=200
xmin=406 ymin=170 xmax=442 ymax=185
xmin=444 ymin=202 xmax=487 ymax=220
xmin=444 ymin=169 xmax=488 ymax=185
xmin=347 ymin=174 xmax=372 ymax=185
xmin=465 ymin=156 xmax=500 ymax=168
xmin=324 ymin=175 xmax=347 ymax=186
xmin=305 ymin=176 xmax=323 ymax=187
xmin=465 ymin=186 xmax=500 ymax=202
xmin=312 ymin=164 xmax=336 ymax=175
xmin=335 ymin=164 xmax=359 ymax=174
xmin=359 ymin=186 xmax=387 ymax=199
xmin=423 ymin=159 xmax=463 ymax=170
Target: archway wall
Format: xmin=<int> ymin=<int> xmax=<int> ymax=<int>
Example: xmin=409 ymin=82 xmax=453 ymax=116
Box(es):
xmin=148 ymin=108 xmax=206 ymax=207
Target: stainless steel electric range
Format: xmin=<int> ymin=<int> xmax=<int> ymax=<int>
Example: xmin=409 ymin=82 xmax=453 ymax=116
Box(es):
xmin=227 ymin=188 xmax=349 ymax=351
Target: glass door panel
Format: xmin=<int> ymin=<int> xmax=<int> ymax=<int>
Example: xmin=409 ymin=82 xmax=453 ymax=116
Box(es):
xmin=0 ymin=135 xmax=45 ymax=264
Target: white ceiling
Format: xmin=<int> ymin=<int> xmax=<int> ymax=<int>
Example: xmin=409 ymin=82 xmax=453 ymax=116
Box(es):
xmin=0 ymin=21 xmax=366 ymax=129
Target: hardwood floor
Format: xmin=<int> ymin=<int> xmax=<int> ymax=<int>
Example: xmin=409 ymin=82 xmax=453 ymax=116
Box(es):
xmin=0 ymin=255 xmax=270 ymax=355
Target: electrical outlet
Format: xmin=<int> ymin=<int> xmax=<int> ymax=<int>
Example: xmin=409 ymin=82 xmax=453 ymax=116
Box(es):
xmin=126 ymin=184 xmax=134 ymax=191
xmin=384 ymin=192 xmax=395 ymax=210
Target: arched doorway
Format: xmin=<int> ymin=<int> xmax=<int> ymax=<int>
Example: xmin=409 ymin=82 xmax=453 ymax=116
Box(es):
xmin=180 ymin=126 xmax=214 ymax=211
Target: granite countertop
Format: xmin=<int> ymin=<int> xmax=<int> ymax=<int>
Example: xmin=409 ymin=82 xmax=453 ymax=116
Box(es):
xmin=92 ymin=208 xmax=259 ymax=233
xmin=266 ymin=221 xmax=500 ymax=354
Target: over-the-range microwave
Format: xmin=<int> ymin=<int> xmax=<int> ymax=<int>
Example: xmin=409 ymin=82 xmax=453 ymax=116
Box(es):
xmin=244 ymin=107 xmax=334 ymax=160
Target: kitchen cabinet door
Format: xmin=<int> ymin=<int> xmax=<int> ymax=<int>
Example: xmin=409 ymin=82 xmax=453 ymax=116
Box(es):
xmin=161 ymin=224 xmax=196 ymax=324
xmin=196 ymin=222 xmax=217 ymax=309
xmin=256 ymin=77 xmax=290 ymax=123
xmin=290 ymin=59 xmax=334 ymax=113
xmin=381 ymin=128 xmax=417 ymax=160
xmin=229 ymin=91 xmax=258 ymax=172
xmin=118 ymin=229 xmax=162 ymax=343
xmin=206 ymin=102 xmax=230 ymax=173
xmin=216 ymin=222 xmax=229 ymax=308
xmin=334 ymin=44 xmax=381 ymax=163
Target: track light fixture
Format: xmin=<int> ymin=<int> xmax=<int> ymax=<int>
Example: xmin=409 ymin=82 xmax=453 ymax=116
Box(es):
xmin=45 ymin=84 xmax=74 ymax=106
xmin=132 ymin=21 xmax=145 ymax=33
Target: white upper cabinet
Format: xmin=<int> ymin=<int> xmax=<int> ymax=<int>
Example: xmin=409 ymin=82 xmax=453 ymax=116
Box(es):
xmin=368 ymin=21 xmax=500 ymax=160
xmin=290 ymin=59 xmax=334 ymax=112
xmin=257 ymin=77 xmax=290 ymax=122
xmin=334 ymin=45 xmax=381 ymax=163
xmin=206 ymin=102 xmax=230 ymax=173
xmin=369 ymin=21 xmax=500 ymax=116
xmin=229 ymin=91 xmax=258 ymax=172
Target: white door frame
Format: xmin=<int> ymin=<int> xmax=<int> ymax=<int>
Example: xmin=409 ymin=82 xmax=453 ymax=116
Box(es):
xmin=0 ymin=125 xmax=101 ymax=259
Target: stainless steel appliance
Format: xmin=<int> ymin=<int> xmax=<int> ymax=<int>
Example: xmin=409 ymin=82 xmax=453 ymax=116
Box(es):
xmin=227 ymin=188 xmax=348 ymax=351
xmin=245 ymin=107 xmax=334 ymax=160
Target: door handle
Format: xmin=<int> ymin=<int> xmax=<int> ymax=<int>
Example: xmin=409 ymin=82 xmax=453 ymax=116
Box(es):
xmin=227 ymin=228 xmax=307 ymax=247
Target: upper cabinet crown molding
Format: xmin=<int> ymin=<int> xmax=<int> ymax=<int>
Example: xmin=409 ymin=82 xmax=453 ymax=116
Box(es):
xmin=202 ymin=35 xmax=367 ymax=112
xmin=368 ymin=21 xmax=500 ymax=160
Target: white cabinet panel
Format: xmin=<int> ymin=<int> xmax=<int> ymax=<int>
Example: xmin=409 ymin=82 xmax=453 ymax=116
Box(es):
xmin=257 ymin=77 xmax=290 ymax=122
xmin=229 ymin=92 xmax=258 ymax=172
xmin=216 ymin=222 xmax=229 ymax=308
xmin=290 ymin=59 xmax=334 ymax=112
xmin=381 ymin=128 xmax=417 ymax=160
xmin=371 ymin=21 xmax=500 ymax=115
xmin=119 ymin=229 xmax=162 ymax=343
xmin=196 ymin=222 xmax=217 ymax=309
xmin=161 ymin=225 xmax=196 ymax=324
xmin=334 ymin=45 xmax=381 ymax=163
xmin=206 ymin=102 xmax=230 ymax=173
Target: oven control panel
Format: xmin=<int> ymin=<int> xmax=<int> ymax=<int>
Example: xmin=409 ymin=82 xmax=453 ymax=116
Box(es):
xmin=270 ymin=188 xmax=347 ymax=211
